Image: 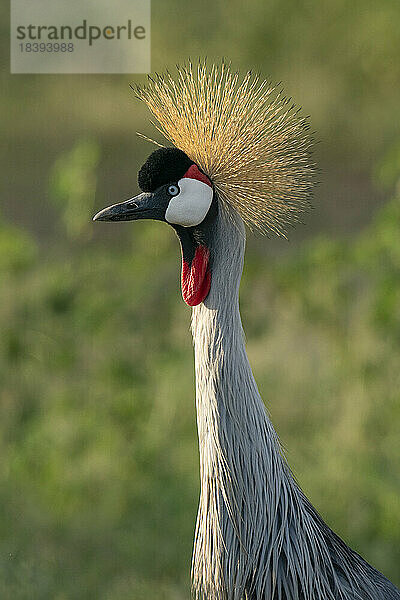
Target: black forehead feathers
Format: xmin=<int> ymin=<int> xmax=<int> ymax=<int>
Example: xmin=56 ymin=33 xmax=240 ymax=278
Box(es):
xmin=138 ymin=147 xmax=193 ymax=192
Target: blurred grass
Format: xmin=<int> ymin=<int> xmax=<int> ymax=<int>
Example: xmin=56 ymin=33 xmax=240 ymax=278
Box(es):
xmin=0 ymin=168 xmax=399 ymax=597
xmin=1 ymin=0 xmax=400 ymax=597
xmin=49 ymin=140 xmax=100 ymax=241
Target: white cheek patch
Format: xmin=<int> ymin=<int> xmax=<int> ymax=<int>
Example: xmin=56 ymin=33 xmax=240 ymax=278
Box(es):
xmin=165 ymin=178 xmax=213 ymax=227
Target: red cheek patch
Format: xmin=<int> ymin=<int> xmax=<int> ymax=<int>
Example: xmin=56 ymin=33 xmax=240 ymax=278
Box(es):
xmin=181 ymin=245 xmax=211 ymax=306
xmin=182 ymin=164 xmax=212 ymax=188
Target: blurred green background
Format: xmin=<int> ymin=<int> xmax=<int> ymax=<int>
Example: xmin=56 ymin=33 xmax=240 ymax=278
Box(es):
xmin=1 ymin=1 xmax=400 ymax=598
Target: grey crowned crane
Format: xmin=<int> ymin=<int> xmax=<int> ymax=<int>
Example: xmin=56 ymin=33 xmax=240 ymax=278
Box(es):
xmin=93 ymin=62 xmax=400 ymax=600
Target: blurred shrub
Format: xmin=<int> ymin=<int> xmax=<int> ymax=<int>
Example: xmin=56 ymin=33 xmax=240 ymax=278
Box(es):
xmin=374 ymin=140 xmax=400 ymax=191
xmin=0 ymin=186 xmax=399 ymax=598
xmin=49 ymin=140 xmax=100 ymax=241
xmin=0 ymin=217 xmax=37 ymax=274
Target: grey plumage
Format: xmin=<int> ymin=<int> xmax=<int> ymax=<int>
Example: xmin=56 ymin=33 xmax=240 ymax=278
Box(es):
xmin=94 ymin=61 xmax=400 ymax=600
xmin=191 ymin=206 xmax=400 ymax=600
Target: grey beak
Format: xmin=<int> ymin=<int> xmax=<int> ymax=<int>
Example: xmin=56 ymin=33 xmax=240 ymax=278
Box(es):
xmin=92 ymin=192 xmax=159 ymax=222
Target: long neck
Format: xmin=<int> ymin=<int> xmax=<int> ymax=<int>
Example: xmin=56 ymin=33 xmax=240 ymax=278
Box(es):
xmin=189 ymin=211 xmax=384 ymax=600
xmin=191 ymin=211 xmax=290 ymax=599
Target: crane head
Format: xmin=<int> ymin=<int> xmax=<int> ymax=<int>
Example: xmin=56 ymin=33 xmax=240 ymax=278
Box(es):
xmin=93 ymin=146 xmax=217 ymax=306
xmin=93 ymin=62 xmax=316 ymax=306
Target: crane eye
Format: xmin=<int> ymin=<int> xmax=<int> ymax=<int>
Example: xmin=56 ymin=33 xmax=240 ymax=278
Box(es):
xmin=167 ymin=184 xmax=180 ymax=196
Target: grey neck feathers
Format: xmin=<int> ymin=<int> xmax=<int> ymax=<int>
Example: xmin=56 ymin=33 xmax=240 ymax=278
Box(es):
xmin=190 ymin=210 xmax=398 ymax=600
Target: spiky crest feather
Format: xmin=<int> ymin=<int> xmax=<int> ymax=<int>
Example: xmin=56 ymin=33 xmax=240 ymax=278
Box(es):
xmin=134 ymin=60 xmax=315 ymax=236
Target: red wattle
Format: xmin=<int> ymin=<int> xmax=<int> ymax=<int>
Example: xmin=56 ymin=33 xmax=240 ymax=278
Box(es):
xmin=181 ymin=245 xmax=211 ymax=306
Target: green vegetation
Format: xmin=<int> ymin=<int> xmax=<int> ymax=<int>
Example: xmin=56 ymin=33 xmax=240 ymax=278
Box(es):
xmin=0 ymin=172 xmax=399 ymax=597
xmin=1 ymin=0 xmax=400 ymax=597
